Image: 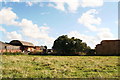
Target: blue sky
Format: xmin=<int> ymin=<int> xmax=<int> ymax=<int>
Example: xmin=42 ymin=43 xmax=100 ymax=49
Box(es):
xmin=0 ymin=0 xmax=118 ymax=49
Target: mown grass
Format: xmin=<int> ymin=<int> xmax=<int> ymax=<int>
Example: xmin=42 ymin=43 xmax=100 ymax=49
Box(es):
xmin=1 ymin=55 xmax=120 ymax=78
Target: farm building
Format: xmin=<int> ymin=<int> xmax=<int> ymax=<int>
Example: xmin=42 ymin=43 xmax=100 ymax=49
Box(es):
xmin=0 ymin=40 xmax=48 ymax=54
xmin=34 ymin=46 xmax=43 ymax=53
xmin=95 ymin=40 xmax=120 ymax=56
xmin=0 ymin=41 xmax=21 ymax=53
xmin=10 ymin=40 xmax=34 ymax=53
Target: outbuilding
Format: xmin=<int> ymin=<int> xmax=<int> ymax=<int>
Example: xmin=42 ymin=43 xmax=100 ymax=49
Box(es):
xmin=10 ymin=40 xmax=34 ymax=53
xmin=95 ymin=40 xmax=120 ymax=56
xmin=0 ymin=41 xmax=21 ymax=53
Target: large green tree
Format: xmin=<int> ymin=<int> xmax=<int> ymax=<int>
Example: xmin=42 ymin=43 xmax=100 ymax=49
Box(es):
xmin=52 ymin=35 xmax=91 ymax=55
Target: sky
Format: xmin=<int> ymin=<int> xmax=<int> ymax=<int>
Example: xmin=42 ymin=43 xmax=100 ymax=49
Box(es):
xmin=0 ymin=0 xmax=118 ymax=49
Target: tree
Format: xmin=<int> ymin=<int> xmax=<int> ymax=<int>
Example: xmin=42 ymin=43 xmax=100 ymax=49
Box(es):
xmin=52 ymin=35 xmax=69 ymax=55
xmin=52 ymin=35 xmax=91 ymax=55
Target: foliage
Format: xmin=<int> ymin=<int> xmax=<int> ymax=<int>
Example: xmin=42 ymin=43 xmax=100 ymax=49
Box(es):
xmin=2 ymin=55 xmax=119 ymax=78
xmin=86 ymin=49 xmax=96 ymax=56
xmin=52 ymin=35 xmax=91 ymax=55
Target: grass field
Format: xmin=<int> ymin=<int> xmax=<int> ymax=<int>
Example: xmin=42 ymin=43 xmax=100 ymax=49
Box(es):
xmin=1 ymin=55 xmax=120 ymax=78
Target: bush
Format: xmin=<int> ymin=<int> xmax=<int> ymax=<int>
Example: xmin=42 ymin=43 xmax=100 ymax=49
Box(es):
xmin=86 ymin=49 xmax=96 ymax=56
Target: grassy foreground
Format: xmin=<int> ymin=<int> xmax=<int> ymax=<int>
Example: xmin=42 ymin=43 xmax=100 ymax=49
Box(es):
xmin=1 ymin=55 xmax=120 ymax=78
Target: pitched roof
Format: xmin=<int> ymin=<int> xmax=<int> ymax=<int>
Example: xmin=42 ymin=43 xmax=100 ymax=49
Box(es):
xmin=0 ymin=41 xmax=4 ymax=44
xmin=0 ymin=41 xmax=8 ymax=46
xmin=19 ymin=41 xmax=34 ymax=46
xmin=10 ymin=40 xmax=34 ymax=46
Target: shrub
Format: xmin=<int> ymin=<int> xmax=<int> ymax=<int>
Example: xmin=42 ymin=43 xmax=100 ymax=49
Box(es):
xmin=86 ymin=49 xmax=96 ymax=56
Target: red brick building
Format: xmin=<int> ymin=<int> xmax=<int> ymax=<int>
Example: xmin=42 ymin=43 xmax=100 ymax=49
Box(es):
xmin=0 ymin=41 xmax=21 ymax=53
xmin=95 ymin=40 xmax=120 ymax=56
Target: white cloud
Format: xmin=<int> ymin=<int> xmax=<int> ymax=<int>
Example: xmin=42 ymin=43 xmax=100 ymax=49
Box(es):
xmin=48 ymin=0 xmax=80 ymax=12
xmin=48 ymin=0 xmax=103 ymax=12
xmin=68 ymin=29 xmax=115 ymax=49
xmin=30 ymin=0 xmax=103 ymax=13
xmin=0 ymin=26 xmax=6 ymax=33
xmin=97 ymin=28 xmax=114 ymax=40
xmin=10 ymin=0 xmax=20 ymax=2
xmin=18 ymin=19 xmax=55 ymax=48
xmin=47 ymin=2 xmax=65 ymax=11
xmin=0 ymin=7 xmax=18 ymax=26
xmin=63 ymin=0 xmax=80 ymax=13
xmin=2 ymin=0 xmax=103 ymax=13
xmin=68 ymin=31 xmax=98 ymax=48
xmin=0 ymin=26 xmax=22 ymax=40
xmin=6 ymin=31 xmax=22 ymax=40
xmin=19 ymin=19 xmax=48 ymax=39
xmin=77 ymin=9 xmax=115 ymax=48
xmin=81 ymin=0 xmax=103 ymax=7
xmin=0 ymin=0 xmax=20 ymax=2
xmin=0 ymin=7 xmax=55 ymax=48
xmin=78 ymin=9 xmax=101 ymax=31
xmin=25 ymin=1 xmax=40 ymax=7
xmin=26 ymin=1 xmax=33 ymax=6
xmin=39 ymin=26 xmax=50 ymax=31
xmin=68 ymin=2 xmax=80 ymax=12
xmin=78 ymin=9 xmax=114 ymax=40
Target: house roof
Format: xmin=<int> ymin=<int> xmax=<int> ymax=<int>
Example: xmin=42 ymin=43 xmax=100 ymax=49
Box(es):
xmin=19 ymin=41 xmax=34 ymax=46
xmin=10 ymin=40 xmax=34 ymax=46
xmin=102 ymin=40 xmax=120 ymax=42
xmin=101 ymin=40 xmax=120 ymax=44
xmin=0 ymin=41 xmax=4 ymax=44
xmin=0 ymin=41 xmax=8 ymax=46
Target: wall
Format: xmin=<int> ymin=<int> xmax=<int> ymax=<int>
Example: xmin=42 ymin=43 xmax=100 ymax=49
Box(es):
xmin=0 ymin=42 xmax=21 ymax=53
xmin=95 ymin=40 xmax=120 ymax=55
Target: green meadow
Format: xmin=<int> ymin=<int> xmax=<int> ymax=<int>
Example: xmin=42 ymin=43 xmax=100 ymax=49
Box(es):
xmin=1 ymin=55 xmax=120 ymax=78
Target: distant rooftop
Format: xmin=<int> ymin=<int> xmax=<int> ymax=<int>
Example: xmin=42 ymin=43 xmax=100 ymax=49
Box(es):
xmin=10 ymin=40 xmax=34 ymax=46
